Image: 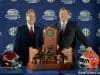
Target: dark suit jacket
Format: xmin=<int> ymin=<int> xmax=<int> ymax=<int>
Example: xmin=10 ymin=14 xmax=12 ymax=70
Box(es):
xmin=54 ymin=20 xmax=90 ymax=49
xmin=14 ymin=24 xmax=43 ymax=66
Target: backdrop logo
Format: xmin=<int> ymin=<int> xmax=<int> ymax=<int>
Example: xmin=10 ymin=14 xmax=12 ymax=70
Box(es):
xmin=0 ymin=32 xmax=2 ymax=36
xmin=96 ymin=28 xmax=100 ymax=38
xmin=97 ymin=0 xmax=100 ymax=4
xmin=5 ymin=43 xmax=14 ymax=51
xmin=78 ymin=44 xmax=86 ymax=54
xmin=82 ymin=28 xmax=90 ymax=37
xmin=79 ymin=44 xmax=85 ymax=50
xmin=82 ymin=0 xmax=90 ymax=3
xmin=78 ymin=10 xmax=92 ymax=21
xmin=5 ymin=9 xmax=20 ymax=20
xmin=61 ymin=0 xmax=75 ymax=4
xmin=10 ymin=0 xmax=18 ymax=2
xmin=8 ymin=27 xmax=17 ymax=37
xmin=25 ymin=0 xmax=40 ymax=3
xmin=47 ymin=0 xmax=55 ymax=3
xmin=42 ymin=10 xmax=57 ymax=21
xmin=69 ymin=12 xmax=72 ymax=19
xmin=98 ymin=12 xmax=100 ymax=19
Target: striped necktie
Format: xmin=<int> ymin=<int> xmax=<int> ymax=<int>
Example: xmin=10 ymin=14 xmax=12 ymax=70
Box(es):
xmin=61 ymin=23 xmax=66 ymax=32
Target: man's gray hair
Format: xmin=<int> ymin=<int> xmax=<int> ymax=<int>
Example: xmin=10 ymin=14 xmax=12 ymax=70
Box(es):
xmin=26 ymin=9 xmax=36 ymax=16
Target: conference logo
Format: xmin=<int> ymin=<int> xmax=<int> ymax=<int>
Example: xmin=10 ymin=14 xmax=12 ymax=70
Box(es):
xmin=8 ymin=27 xmax=17 ymax=37
xmin=82 ymin=0 xmax=90 ymax=3
xmin=5 ymin=9 xmax=20 ymax=20
xmin=25 ymin=0 xmax=40 ymax=3
xmin=96 ymin=28 xmax=100 ymax=38
xmin=47 ymin=0 xmax=55 ymax=3
xmin=0 ymin=32 xmax=2 ymax=36
xmin=97 ymin=0 xmax=100 ymax=4
xmin=69 ymin=12 xmax=72 ymax=19
xmin=42 ymin=10 xmax=57 ymax=21
xmin=78 ymin=10 xmax=92 ymax=21
xmin=82 ymin=28 xmax=90 ymax=37
xmin=98 ymin=12 xmax=100 ymax=19
xmin=61 ymin=0 xmax=75 ymax=4
xmin=5 ymin=43 xmax=14 ymax=51
xmin=10 ymin=0 xmax=18 ymax=2
xmin=78 ymin=44 xmax=86 ymax=54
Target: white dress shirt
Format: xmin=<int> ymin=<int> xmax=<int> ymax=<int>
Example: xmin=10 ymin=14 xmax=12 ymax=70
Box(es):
xmin=60 ymin=21 xmax=68 ymax=31
xmin=27 ymin=23 xmax=34 ymax=32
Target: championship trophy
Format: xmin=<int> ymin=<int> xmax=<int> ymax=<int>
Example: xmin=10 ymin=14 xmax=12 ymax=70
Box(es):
xmin=27 ymin=26 xmax=73 ymax=70
xmin=41 ymin=26 xmax=58 ymax=64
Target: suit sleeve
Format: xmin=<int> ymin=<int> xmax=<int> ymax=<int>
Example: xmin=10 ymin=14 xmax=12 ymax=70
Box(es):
xmin=14 ymin=27 xmax=22 ymax=56
xmin=75 ymin=22 xmax=90 ymax=48
xmin=38 ymin=28 xmax=43 ymax=48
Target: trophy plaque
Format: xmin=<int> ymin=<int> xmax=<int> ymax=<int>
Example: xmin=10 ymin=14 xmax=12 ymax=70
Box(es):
xmin=27 ymin=26 xmax=73 ymax=70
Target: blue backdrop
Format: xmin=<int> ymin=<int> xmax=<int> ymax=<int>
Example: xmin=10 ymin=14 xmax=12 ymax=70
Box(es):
xmin=0 ymin=0 xmax=100 ymax=73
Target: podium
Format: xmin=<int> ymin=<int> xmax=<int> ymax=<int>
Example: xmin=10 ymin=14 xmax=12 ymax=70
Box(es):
xmin=27 ymin=26 xmax=73 ymax=70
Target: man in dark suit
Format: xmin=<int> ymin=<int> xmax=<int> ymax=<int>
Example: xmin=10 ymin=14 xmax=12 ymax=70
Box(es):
xmin=54 ymin=7 xmax=93 ymax=63
xmin=14 ymin=9 xmax=43 ymax=66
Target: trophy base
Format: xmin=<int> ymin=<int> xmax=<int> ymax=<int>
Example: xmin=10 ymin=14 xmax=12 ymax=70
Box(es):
xmin=27 ymin=63 xmax=73 ymax=70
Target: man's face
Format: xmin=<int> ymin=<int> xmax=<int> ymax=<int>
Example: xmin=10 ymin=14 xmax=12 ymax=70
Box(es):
xmin=26 ymin=12 xmax=36 ymax=25
xmin=59 ymin=10 xmax=69 ymax=23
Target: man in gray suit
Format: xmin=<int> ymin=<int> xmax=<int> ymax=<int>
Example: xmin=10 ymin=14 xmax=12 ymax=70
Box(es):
xmin=54 ymin=7 xmax=93 ymax=63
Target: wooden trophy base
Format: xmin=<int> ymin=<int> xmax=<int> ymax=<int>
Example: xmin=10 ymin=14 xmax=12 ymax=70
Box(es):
xmin=27 ymin=63 xmax=73 ymax=70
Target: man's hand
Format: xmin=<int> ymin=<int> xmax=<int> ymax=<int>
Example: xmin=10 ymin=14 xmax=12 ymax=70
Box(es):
xmin=29 ymin=47 xmax=39 ymax=63
xmin=86 ymin=47 xmax=93 ymax=51
xmin=86 ymin=47 xmax=94 ymax=54
xmin=62 ymin=47 xmax=73 ymax=63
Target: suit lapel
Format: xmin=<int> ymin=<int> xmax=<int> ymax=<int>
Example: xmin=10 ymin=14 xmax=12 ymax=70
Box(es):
xmin=24 ymin=25 xmax=31 ymax=39
xmin=64 ymin=21 xmax=70 ymax=32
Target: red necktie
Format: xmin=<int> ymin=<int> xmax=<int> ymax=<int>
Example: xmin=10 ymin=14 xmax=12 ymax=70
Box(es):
xmin=29 ymin=26 xmax=34 ymax=41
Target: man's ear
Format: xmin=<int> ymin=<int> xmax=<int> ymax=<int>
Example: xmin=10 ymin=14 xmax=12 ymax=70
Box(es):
xmin=26 ymin=16 xmax=28 ymax=21
xmin=34 ymin=17 xmax=36 ymax=23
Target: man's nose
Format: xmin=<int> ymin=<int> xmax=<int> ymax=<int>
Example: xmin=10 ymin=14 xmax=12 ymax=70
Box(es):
xmin=30 ymin=17 xmax=34 ymax=19
xmin=61 ymin=15 xmax=66 ymax=17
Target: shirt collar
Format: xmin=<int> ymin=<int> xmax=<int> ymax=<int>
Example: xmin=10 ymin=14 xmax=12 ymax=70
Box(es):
xmin=60 ymin=20 xmax=68 ymax=25
xmin=27 ymin=22 xmax=34 ymax=31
